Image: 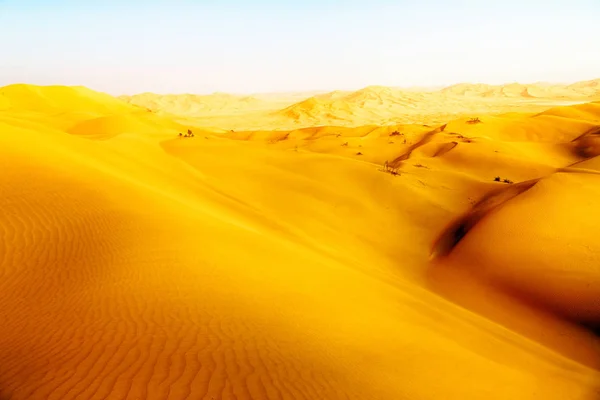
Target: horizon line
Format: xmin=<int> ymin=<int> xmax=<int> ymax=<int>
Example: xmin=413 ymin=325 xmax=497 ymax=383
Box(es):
xmin=1 ymin=76 xmax=598 ymax=98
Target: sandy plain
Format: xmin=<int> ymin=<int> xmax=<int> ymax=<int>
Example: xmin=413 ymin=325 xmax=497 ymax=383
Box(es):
xmin=0 ymin=79 xmax=599 ymax=399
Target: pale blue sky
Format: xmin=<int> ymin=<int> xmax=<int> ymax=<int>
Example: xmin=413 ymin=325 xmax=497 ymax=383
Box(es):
xmin=0 ymin=0 xmax=598 ymax=95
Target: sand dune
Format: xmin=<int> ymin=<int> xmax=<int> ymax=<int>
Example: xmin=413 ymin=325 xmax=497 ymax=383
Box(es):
xmin=441 ymin=80 xmax=600 ymax=99
xmin=117 ymin=91 xmax=322 ymax=120
xmin=67 ymin=112 xmax=185 ymax=139
xmin=118 ymin=92 xmax=268 ymax=117
xmin=1 ymin=84 xmax=135 ymax=114
xmin=1 ymin=84 xmax=599 ymax=399
xmin=117 ymin=79 xmax=600 ymax=131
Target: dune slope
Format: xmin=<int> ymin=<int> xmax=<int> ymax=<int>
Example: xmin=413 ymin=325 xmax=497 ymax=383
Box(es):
xmin=0 ymin=85 xmax=599 ymax=399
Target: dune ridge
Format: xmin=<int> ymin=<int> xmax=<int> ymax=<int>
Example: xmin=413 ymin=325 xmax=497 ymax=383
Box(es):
xmin=0 ymin=84 xmax=599 ymax=399
xmin=117 ymin=78 xmax=600 ymax=130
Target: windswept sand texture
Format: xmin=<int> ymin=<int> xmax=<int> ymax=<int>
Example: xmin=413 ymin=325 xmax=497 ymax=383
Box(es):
xmin=1 ymin=82 xmax=600 ymax=399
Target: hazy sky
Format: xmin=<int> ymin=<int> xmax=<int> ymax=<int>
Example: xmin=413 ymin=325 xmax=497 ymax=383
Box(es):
xmin=1 ymin=0 xmax=599 ymax=95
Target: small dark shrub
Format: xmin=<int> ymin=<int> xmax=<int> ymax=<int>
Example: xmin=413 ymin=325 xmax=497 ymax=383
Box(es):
xmin=494 ymin=176 xmax=513 ymax=184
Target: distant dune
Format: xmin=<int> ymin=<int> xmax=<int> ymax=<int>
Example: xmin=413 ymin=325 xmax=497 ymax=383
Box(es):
xmin=118 ymin=92 xmax=268 ymax=117
xmin=1 ymin=83 xmax=599 ymax=399
xmin=116 ymin=78 xmax=600 ymax=131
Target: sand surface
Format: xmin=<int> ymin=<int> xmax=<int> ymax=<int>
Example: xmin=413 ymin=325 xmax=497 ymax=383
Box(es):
xmin=1 ymin=81 xmax=600 ymax=399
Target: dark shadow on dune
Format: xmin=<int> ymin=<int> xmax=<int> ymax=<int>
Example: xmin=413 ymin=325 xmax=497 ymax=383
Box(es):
xmin=430 ymin=178 xmax=540 ymax=259
xmin=570 ymin=125 xmax=600 ymax=159
xmin=426 ymin=253 xmax=600 ymax=370
xmin=425 ymin=158 xmax=600 ymax=370
xmin=387 ymin=124 xmax=446 ymax=169
xmin=425 ymin=176 xmax=600 ymax=370
xmin=583 ymin=322 xmax=600 ymax=337
xmin=432 ymin=141 xmax=459 ymax=157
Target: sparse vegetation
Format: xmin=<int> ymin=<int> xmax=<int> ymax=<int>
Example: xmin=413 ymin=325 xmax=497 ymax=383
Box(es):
xmin=494 ymin=176 xmax=513 ymax=184
xmin=414 ymin=164 xmax=429 ymax=169
xmin=342 ymin=142 xmax=348 ymax=146
xmin=467 ymin=117 xmax=482 ymax=124
xmin=179 ymin=129 xmax=195 ymax=138
xmin=390 ymin=130 xmax=402 ymax=136
xmin=356 ymin=152 xmax=363 ymax=155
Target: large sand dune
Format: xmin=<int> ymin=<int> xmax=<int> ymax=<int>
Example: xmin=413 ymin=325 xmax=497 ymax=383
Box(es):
xmin=1 ymin=84 xmax=599 ymax=399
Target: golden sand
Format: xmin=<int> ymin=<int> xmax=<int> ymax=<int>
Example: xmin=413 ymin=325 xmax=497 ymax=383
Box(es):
xmin=0 ymin=81 xmax=599 ymax=399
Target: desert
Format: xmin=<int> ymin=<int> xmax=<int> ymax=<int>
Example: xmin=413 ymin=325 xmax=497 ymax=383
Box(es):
xmin=1 ymin=79 xmax=599 ymax=399
xmin=2 ymin=1 xmax=600 ymax=399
